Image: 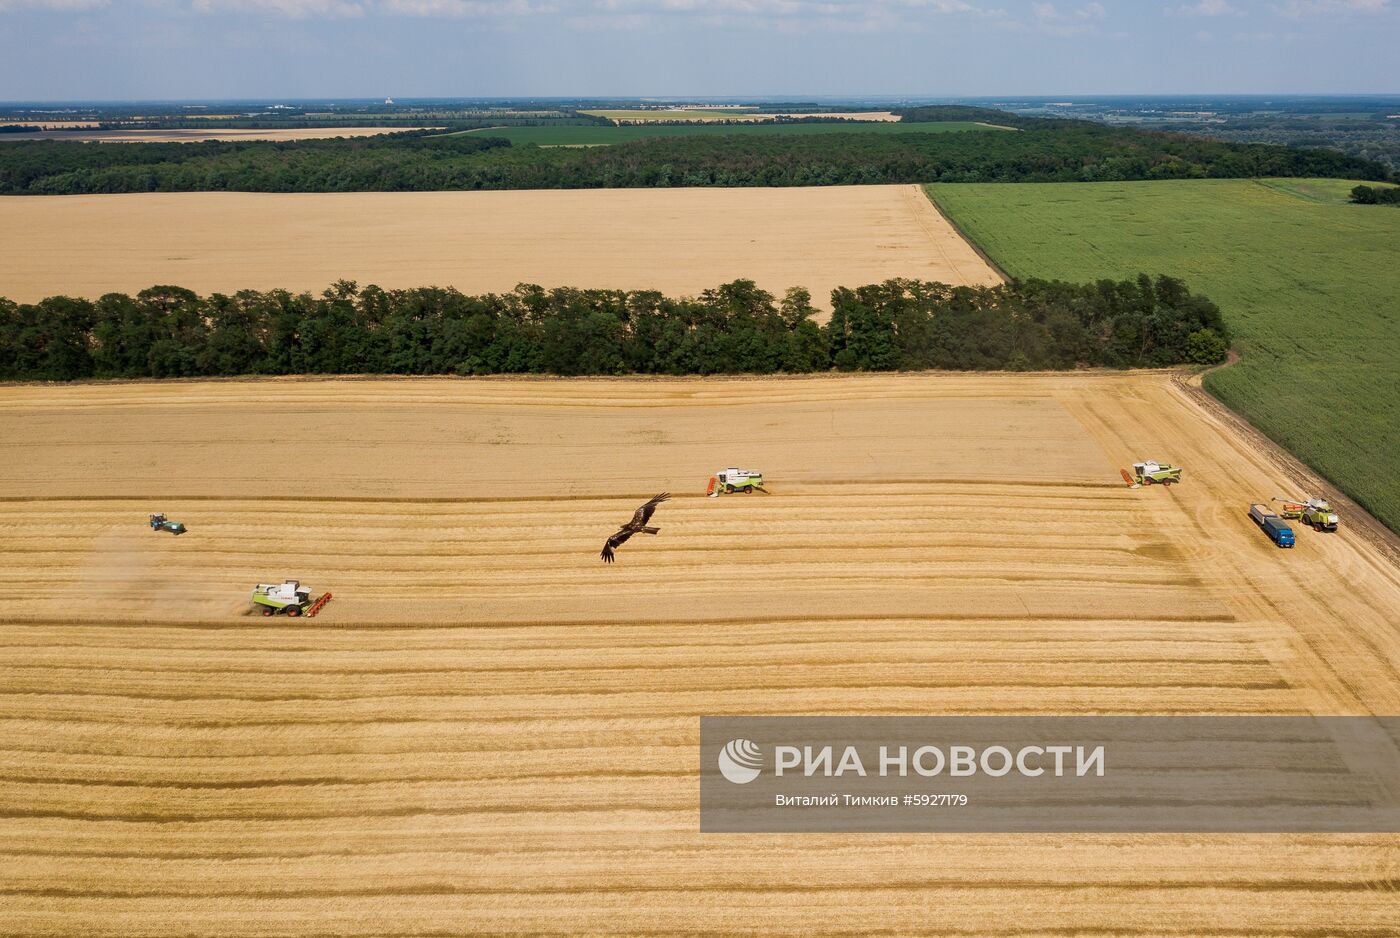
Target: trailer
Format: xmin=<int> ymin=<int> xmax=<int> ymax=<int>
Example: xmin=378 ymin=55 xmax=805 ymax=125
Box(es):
xmin=1249 ymin=504 xmax=1295 ymax=548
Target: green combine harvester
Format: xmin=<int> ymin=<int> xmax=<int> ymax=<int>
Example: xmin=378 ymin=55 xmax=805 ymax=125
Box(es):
xmin=1273 ymin=496 xmax=1340 ymax=532
xmin=250 ymin=580 xmax=332 ymax=618
xmin=707 ymin=468 xmax=767 ymax=497
xmin=1122 ymin=461 xmax=1183 ymax=488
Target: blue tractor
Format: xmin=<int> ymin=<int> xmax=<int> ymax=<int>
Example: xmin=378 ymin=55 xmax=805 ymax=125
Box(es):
xmin=149 ymin=513 xmax=187 ymax=536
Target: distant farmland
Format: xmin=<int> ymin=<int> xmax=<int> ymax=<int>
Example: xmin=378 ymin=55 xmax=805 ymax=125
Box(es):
xmin=929 ymin=177 xmax=1400 ymax=533
xmin=466 ymin=121 xmax=1009 ymax=146
xmin=578 ymin=108 xmax=900 ymax=123
xmin=0 ymin=184 xmax=1001 ymax=308
xmin=0 ymin=126 xmax=442 ymax=143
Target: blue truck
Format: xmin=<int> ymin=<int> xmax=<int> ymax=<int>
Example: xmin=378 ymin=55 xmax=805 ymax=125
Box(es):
xmin=1249 ymin=504 xmax=1295 ymax=548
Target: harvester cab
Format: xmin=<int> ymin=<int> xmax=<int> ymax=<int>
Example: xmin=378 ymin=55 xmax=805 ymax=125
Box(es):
xmin=1272 ymin=496 xmax=1340 ymax=532
xmin=251 ymin=580 xmax=332 ymax=618
xmin=149 ymin=513 xmax=187 ymax=535
xmin=1121 ymin=461 xmax=1183 ymax=488
xmin=707 ymin=468 xmax=766 ymax=497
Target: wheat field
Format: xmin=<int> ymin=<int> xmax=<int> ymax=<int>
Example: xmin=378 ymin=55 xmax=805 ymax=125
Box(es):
xmin=0 ymin=127 xmax=441 ymax=143
xmin=0 ymin=185 xmax=1002 ymax=308
xmin=1 ymin=372 xmax=1398 ymax=936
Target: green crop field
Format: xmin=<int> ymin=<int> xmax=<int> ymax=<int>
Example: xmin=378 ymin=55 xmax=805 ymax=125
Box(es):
xmin=928 ymin=178 xmax=1400 ymax=532
xmin=466 ymin=121 xmax=1008 ymax=146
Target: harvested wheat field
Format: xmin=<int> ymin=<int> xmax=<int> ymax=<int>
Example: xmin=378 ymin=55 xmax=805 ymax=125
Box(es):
xmin=2 ymin=371 xmax=1399 ymax=936
xmin=0 ymin=185 xmax=1002 ymax=309
xmin=0 ymin=126 xmax=440 ymax=143
xmin=591 ymin=110 xmax=902 ymax=123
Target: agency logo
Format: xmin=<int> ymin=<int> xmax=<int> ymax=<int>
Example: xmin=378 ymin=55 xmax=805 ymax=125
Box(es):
xmin=718 ymin=738 xmax=763 ymax=784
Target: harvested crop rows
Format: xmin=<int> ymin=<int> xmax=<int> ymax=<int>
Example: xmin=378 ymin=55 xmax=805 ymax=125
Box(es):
xmin=0 ymin=184 xmax=1001 ymax=308
xmin=2 ymin=372 xmax=1399 ymax=935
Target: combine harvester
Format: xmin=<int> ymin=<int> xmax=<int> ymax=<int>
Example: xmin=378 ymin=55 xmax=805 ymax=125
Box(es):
xmin=250 ymin=580 xmax=332 ymax=618
xmin=1272 ymin=496 xmax=1340 ymax=532
xmin=707 ymin=468 xmax=767 ymax=497
xmin=1121 ymin=461 xmax=1183 ymax=489
xmin=148 ymin=513 xmax=187 ymax=535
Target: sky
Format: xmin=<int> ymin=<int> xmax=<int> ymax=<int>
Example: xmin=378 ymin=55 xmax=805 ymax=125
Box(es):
xmin=0 ymin=0 xmax=1395 ymax=101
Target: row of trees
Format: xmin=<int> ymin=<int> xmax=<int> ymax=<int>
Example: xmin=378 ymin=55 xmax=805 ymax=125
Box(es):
xmin=1351 ymin=185 xmax=1400 ymax=205
xmin=0 ymin=276 xmax=1229 ymax=382
xmin=0 ymin=114 xmax=1388 ymax=195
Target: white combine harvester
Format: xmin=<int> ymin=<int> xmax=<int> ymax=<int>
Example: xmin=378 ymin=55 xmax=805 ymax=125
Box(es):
xmin=707 ymin=468 xmax=766 ymax=497
xmin=1121 ymin=460 xmax=1183 ymax=489
xmin=250 ymin=580 xmax=332 ymax=618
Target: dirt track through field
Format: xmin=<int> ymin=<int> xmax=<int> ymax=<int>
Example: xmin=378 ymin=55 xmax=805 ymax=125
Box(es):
xmin=0 ymin=185 xmax=1003 ymax=308
xmin=1 ymin=372 xmax=1398 ymax=936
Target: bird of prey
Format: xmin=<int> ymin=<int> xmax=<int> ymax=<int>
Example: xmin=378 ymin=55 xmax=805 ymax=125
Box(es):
xmin=601 ymin=493 xmax=670 ymax=563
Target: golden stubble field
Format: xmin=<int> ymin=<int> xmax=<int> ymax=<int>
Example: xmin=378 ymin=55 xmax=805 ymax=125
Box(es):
xmin=0 ymin=127 xmax=441 ymax=143
xmin=1 ymin=371 xmax=1398 ymax=936
xmin=0 ymin=184 xmax=1003 ymax=308
xmin=580 ymin=110 xmax=901 ymax=123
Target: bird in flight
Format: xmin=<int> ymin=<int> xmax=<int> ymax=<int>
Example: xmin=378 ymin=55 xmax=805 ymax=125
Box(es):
xmin=601 ymin=493 xmax=670 ymax=563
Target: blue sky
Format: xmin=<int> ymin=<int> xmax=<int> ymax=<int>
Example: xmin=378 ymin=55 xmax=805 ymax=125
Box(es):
xmin=0 ymin=0 xmax=1395 ymax=101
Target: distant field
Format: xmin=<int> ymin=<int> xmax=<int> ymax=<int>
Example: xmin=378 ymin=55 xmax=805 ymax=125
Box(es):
xmin=580 ymin=108 xmax=900 ymax=123
xmin=0 ymin=184 xmax=1001 ymax=309
xmin=0 ymin=119 xmax=101 ymax=129
xmin=0 ymin=126 xmax=439 ymax=143
xmin=581 ymin=108 xmax=755 ymax=121
xmin=467 ymin=121 xmax=1007 ymax=146
xmin=929 ymin=178 xmax=1400 ymax=532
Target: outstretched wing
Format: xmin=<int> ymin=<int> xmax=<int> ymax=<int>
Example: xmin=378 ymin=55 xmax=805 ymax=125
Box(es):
xmin=601 ymin=528 xmax=635 ymax=563
xmin=631 ymin=492 xmax=671 ymax=528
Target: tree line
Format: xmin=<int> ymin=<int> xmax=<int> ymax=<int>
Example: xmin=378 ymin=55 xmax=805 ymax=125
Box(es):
xmin=0 ymin=276 xmax=1230 ymax=382
xmin=1351 ymin=185 xmax=1400 ymax=205
xmin=0 ymin=112 xmax=1388 ymax=195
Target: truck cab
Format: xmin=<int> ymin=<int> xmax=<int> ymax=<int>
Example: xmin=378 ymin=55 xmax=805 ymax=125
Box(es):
xmin=1264 ymin=518 xmax=1295 ymax=548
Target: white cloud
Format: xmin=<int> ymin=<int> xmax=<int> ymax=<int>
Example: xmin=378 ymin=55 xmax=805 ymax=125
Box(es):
xmin=1171 ymin=0 xmax=1239 ymax=15
xmin=0 ymin=0 xmax=109 ymax=10
xmin=1032 ymin=0 xmax=1105 ymax=33
xmin=190 ymin=0 xmax=366 ymax=15
xmin=178 ymin=0 xmax=1004 ymax=19
xmin=382 ymin=0 xmax=553 ymax=14
xmin=1278 ymin=0 xmax=1388 ymax=15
